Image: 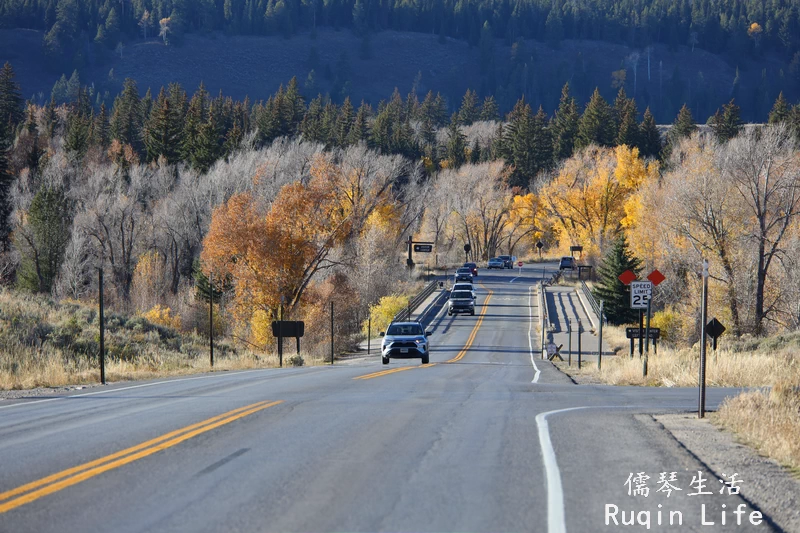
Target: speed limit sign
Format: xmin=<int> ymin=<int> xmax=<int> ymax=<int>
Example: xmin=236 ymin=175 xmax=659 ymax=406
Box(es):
xmin=630 ymin=281 xmax=652 ymax=309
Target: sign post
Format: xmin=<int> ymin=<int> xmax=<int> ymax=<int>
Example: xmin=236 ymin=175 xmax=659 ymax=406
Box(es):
xmin=630 ymin=280 xmax=652 ymax=358
xmin=699 ymin=259 xmax=709 ymax=418
xmin=597 ymin=301 xmax=604 ymax=371
xmin=518 ymin=260 xmax=523 ymax=275
xmin=536 ymin=241 xmax=543 ymax=259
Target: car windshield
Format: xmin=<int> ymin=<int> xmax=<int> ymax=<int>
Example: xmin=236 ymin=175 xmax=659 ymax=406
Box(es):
xmin=464 ymin=263 xmax=476 ymax=268
xmin=453 ymin=284 xmax=472 ymax=290
xmin=456 ymin=267 xmax=471 ymax=273
xmin=386 ymin=324 xmax=424 ymax=336
xmin=451 ymin=291 xmax=473 ymax=299
xmin=498 ymin=255 xmax=510 ymax=260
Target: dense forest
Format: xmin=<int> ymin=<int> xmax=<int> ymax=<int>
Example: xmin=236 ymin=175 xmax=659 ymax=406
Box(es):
xmin=3 ymin=0 xmax=800 ymax=61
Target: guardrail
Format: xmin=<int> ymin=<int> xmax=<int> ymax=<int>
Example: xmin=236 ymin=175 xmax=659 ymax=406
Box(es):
xmin=392 ymin=279 xmax=441 ymax=323
xmin=580 ymin=280 xmax=606 ymax=324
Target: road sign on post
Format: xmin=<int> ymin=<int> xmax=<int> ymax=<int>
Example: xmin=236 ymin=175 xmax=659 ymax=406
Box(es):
xmin=706 ymin=317 xmax=726 ymax=350
xmin=413 ymin=244 xmax=433 ymax=253
xmin=618 ymin=270 xmax=637 ymax=285
xmin=630 ymin=281 xmax=652 ymax=309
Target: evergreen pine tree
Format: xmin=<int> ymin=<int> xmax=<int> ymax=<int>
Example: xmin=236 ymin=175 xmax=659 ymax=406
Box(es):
xmin=552 ymin=82 xmax=579 ymax=161
xmin=347 ymin=102 xmax=370 ymax=145
xmin=301 ymin=95 xmax=324 ymax=143
xmin=23 ymin=105 xmax=44 ymax=176
xmin=469 ymin=139 xmax=481 ymax=163
xmin=669 ymin=104 xmax=697 ymax=142
xmin=479 ymin=96 xmax=499 ymax=121
xmin=91 ymin=103 xmax=110 ymax=148
xmin=191 ymin=103 xmax=222 ymax=173
xmin=457 ymin=89 xmax=480 ymax=125
xmin=444 ymin=113 xmax=467 ymax=167
xmin=64 ymin=111 xmax=90 ymax=159
xmin=0 ymin=62 xmax=24 ymax=131
xmin=530 ymin=106 xmax=553 ymax=173
xmin=15 ymin=185 xmax=72 ymax=293
xmin=42 ymin=97 xmax=58 ymax=140
xmin=616 ymin=100 xmax=640 ymax=148
xmin=612 ymin=87 xmax=630 ymax=131
xmin=320 ymin=100 xmax=338 ymax=146
xmin=592 ymin=235 xmax=642 ymax=325
xmin=181 ymin=83 xmax=209 ymax=161
xmin=145 ymin=88 xmax=183 ymax=163
xmin=639 ymin=108 xmax=661 ymax=159
xmin=223 ymin=120 xmax=244 ymax=156
xmin=432 ymin=93 xmax=449 ymax=126
xmin=109 ymin=78 xmax=144 ymax=153
xmin=768 ymin=92 xmax=790 ymax=124
xmin=282 ymin=77 xmax=305 ymax=135
xmin=336 ymin=97 xmax=354 ymax=147
xmin=708 ymin=99 xmax=742 ymax=143
xmin=577 ymin=88 xmax=615 ymax=148
xmin=141 ymin=87 xmax=154 ymax=119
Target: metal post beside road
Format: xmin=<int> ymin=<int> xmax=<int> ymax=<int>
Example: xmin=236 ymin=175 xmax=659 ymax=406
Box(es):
xmin=597 ymin=301 xmax=603 ymax=371
xmin=209 ymin=272 xmax=214 ymax=368
xmin=567 ymin=319 xmax=572 ymax=367
xmin=699 ymin=259 xmax=709 ymax=418
xmin=279 ymin=301 xmax=284 ymax=367
xmin=367 ymin=316 xmax=371 ymax=355
xmin=330 ymin=301 xmax=334 ymax=365
xmin=577 ymin=318 xmax=582 ymax=369
xmin=98 ymin=268 xmax=105 ymax=385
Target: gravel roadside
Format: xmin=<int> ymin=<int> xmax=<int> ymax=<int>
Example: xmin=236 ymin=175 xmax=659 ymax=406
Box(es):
xmin=656 ymin=412 xmax=800 ymax=533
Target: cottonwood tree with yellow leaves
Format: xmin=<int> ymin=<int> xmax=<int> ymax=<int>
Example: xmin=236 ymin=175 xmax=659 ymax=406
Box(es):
xmin=200 ymin=145 xmax=409 ymax=347
xmin=541 ymin=144 xmax=658 ymax=258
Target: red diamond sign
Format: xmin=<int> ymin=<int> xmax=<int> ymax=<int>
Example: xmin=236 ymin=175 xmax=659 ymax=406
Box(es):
xmin=618 ymin=270 xmax=637 ymax=285
xmin=647 ymin=269 xmax=666 ymax=286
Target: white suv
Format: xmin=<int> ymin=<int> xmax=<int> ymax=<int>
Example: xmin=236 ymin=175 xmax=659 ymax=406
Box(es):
xmin=379 ymin=322 xmax=431 ymax=365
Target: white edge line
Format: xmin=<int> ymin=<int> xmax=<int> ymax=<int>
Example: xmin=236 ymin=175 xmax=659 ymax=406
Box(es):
xmin=528 ymin=285 xmax=541 ymax=383
xmin=536 ymin=407 xmax=587 ymax=533
xmin=0 ymin=368 xmax=282 ymax=411
xmin=509 ymin=276 xmax=519 ymax=283
xmin=535 ymin=404 xmax=703 ymax=533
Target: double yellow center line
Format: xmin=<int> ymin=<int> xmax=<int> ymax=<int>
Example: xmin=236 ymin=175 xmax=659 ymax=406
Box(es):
xmin=0 ymin=400 xmax=283 ymax=514
xmin=355 ymin=285 xmax=494 ymax=380
xmin=446 ymin=288 xmax=493 ymax=363
xmin=353 ymin=363 xmax=437 ymax=380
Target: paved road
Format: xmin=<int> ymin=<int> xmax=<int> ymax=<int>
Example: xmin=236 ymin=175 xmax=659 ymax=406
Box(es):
xmin=0 ymin=265 xmax=770 ymax=533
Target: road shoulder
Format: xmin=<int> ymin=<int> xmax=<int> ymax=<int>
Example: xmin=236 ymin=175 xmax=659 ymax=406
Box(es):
xmin=655 ymin=412 xmax=800 ymax=533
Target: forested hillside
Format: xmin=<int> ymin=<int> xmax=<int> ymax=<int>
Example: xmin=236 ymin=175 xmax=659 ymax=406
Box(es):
xmin=2 ymin=0 xmax=800 ymax=123
xmin=3 ymin=0 xmax=799 ymax=59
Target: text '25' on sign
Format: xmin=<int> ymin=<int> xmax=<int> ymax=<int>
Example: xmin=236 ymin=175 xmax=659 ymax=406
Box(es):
xmin=630 ymin=281 xmax=652 ymax=309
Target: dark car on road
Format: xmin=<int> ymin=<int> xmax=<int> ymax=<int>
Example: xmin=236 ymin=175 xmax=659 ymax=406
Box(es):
xmin=448 ymin=290 xmax=475 ymax=316
xmin=454 ymin=267 xmax=473 ymax=283
xmin=497 ymin=255 xmax=513 ymax=269
xmin=463 ymin=262 xmax=478 ymax=276
xmin=379 ymin=322 xmax=431 ymax=365
xmin=559 ymin=256 xmax=577 ymax=270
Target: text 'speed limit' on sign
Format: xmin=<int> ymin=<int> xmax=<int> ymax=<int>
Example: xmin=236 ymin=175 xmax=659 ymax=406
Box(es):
xmin=630 ymin=281 xmax=652 ymax=309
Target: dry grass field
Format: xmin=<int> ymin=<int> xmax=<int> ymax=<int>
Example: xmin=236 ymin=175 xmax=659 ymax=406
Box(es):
xmin=556 ymin=325 xmax=800 ymax=473
xmin=0 ymin=289 xmax=330 ymax=390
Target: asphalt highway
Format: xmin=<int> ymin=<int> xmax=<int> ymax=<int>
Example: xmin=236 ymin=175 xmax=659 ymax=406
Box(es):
xmin=0 ymin=265 xmax=772 ymax=533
